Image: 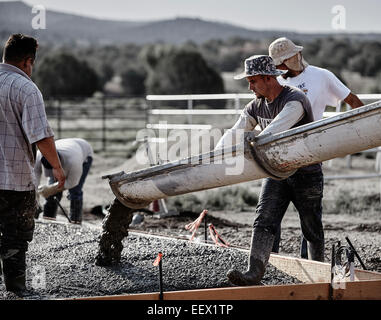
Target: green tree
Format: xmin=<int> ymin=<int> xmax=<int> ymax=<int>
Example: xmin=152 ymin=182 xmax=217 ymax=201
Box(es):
xmin=348 ymin=42 xmax=381 ymax=77
xmin=98 ymin=63 xmax=114 ymax=89
xmin=145 ymin=48 xmax=225 ymax=96
xmin=120 ymin=67 xmax=146 ymax=96
xmin=34 ymin=52 xmax=99 ymax=97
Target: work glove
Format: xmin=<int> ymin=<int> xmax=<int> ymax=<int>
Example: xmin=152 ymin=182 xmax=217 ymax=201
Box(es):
xmin=37 ymin=182 xmax=61 ymax=199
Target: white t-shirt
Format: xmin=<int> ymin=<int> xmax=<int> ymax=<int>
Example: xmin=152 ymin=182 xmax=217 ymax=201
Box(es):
xmin=277 ymin=65 xmax=350 ymax=120
xmin=35 ymin=138 xmax=93 ymax=190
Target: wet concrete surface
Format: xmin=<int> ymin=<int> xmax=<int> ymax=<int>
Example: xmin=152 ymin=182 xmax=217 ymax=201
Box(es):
xmin=1 ymin=207 xmax=380 ymax=300
xmin=0 ymin=220 xmax=301 ymax=300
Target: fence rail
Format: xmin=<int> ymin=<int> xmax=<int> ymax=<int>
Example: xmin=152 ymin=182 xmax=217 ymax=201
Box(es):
xmin=43 ymin=93 xmax=381 ymax=200
xmin=147 ymin=93 xmax=381 ymax=118
xmin=45 ymin=97 xmax=148 ymax=154
xmin=45 ymin=93 xmax=381 ymax=159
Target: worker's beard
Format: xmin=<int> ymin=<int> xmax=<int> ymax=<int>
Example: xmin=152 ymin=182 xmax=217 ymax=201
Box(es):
xmin=284 ymin=53 xmax=306 ymax=72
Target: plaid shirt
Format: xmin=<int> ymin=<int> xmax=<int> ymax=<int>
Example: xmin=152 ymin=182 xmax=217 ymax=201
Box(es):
xmin=0 ymin=63 xmax=54 ymax=191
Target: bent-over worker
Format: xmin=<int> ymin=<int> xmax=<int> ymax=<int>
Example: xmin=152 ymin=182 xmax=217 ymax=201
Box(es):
xmin=35 ymin=138 xmax=93 ymax=224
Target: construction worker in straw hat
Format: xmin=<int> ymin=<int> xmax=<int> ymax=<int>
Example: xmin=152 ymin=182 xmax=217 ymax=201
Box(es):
xmin=218 ymin=55 xmax=325 ymax=286
xmin=268 ymin=37 xmax=363 ymax=258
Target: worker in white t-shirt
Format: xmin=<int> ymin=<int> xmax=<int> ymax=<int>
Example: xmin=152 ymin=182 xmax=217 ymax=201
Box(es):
xmin=35 ymin=138 xmax=94 ymax=224
xmin=269 ymin=37 xmax=363 ymax=120
xmin=268 ymin=37 xmax=363 ymax=258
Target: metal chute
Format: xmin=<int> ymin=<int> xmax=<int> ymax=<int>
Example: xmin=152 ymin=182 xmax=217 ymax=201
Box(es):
xmin=103 ymin=101 xmax=381 ymax=209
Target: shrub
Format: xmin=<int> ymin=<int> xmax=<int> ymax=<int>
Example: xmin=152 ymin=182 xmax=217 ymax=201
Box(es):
xmin=143 ymin=46 xmax=225 ymax=107
xmin=34 ymin=52 xmax=99 ymax=97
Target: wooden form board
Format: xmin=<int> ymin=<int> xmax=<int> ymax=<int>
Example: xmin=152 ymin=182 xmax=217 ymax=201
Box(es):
xmin=268 ymin=253 xmax=381 ymax=283
xmin=75 ymin=280 xmax=381 ymax=300
xmin=73 ymin=253 xmax=381 ymax=300
xmin=79 ymin=282 xmax=330 ymax=300
xmin=332 ymin=279 xmax=381 ymax=300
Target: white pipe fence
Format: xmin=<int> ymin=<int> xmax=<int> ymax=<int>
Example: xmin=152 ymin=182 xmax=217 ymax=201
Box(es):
xmin=147 ymin=93 xmax=381 ymax=122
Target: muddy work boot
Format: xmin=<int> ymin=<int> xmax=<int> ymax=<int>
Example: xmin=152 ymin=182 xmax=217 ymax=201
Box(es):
xmin=42 ymin=196 xmax=59 ymax=220
xmin=1 ymin=249 xmax=27 ymax=293
xmin=227 ymin=259 xmax=265 ymax=286
xmin=70 ymin=199 xmax=83 ymax=224
xmin=227 ymin=227 xmax=275 ymax=286
xmin=95 ymin=199 xmax=134 ymax=266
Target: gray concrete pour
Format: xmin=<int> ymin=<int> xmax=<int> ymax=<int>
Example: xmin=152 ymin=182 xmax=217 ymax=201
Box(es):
xmin=0 ymin=220 xmax=300 ymax=300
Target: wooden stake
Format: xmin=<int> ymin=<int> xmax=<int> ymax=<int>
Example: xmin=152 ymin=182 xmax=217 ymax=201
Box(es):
xmin=204 ymin=215 xmax=207 ymax=243
xmin=153 ymin=252 xmax=164 ymax=300
xmin=158 ymin=254 xmax=163 ymax=300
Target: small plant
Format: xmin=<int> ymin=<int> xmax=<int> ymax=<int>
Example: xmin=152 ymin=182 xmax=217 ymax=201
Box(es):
xmin=333 ymin=189 xmax=381 ymax=215
xmin=167 ymin=194 xmax=203 ymax=213
xmin=334 ymin=189 xmax=353 ymax=213
xmin=204 ymin=186 xmax=258 ymax=211
xmin=125 ymin=142 xmax=140 ymax=160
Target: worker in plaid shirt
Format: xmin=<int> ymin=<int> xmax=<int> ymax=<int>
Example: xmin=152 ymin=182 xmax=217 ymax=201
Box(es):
xmin=0 ymin=34 xmax=65 ymax=293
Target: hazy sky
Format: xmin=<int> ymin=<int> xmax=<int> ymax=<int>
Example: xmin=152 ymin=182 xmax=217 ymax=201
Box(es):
xmin=4 ymin=0 xmax=381 ymax=33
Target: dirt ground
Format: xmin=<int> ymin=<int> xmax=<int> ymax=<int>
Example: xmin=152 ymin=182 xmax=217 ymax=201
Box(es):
xmin=64 ymin=152 xmax=380 ymax=273
xmin=1 ymin=151 xmax=379 ymax=300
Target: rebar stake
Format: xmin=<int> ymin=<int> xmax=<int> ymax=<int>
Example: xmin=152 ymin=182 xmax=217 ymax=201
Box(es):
xmin=345 ymin=236 xmax=367 ymax=270
xmin=54 ymin=196 xmax=71 ymax=223
xmin=329 ymin=244 xmax=335 ymax=300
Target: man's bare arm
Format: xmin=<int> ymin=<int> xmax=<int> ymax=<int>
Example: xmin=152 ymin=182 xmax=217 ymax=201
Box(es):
xmin=36 ymin=136 xmax=65 ymax=189
xmin=344 ymin=93 xmax=364 ymax=109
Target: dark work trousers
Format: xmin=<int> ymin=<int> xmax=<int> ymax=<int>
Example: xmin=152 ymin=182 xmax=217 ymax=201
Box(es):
xmin=0 ymin=190 xmax=36 ymax=278
xmin=67 ymin=156 xmax=93 ymax=202
xmin=254 ymin=169 xmax=325 ymax=261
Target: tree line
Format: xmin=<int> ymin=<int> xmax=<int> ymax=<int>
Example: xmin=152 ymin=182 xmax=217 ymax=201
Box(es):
xmin=2 ymin=36 xmax=380 ymax=98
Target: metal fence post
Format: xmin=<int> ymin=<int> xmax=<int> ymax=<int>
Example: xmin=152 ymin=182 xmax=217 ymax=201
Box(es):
xmin=234 ymin=95 xmax=240 ymax=120
xmin=187 ymin=98 xmax=193 ymax=124
xmin=57 ymin=98 xmax=62 ymax=139
xmin=102 ymin=96 xmax=106 ymax=152
xmin=145 ymin=101 xmax=151 ymax=127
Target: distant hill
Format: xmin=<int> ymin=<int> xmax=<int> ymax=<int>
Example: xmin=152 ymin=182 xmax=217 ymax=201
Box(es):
xmin=0 ymin=1 xmax=147 ymax=45
xmin=1 ymin=1 xmax=381 ymax=46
